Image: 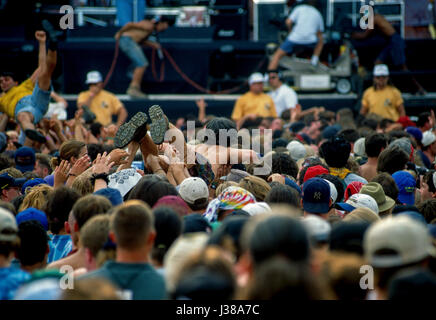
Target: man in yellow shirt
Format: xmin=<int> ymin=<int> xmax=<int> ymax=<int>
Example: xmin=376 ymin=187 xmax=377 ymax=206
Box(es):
xmin=360 ymin=64 xmax=405 ymax=121
xmin=0 ymin=22 xmax=59 ymax=144
xmin=231 ymin=73 xmax=277 ymax=129
xmin=77 ymin=71 xmax=128 ymax=128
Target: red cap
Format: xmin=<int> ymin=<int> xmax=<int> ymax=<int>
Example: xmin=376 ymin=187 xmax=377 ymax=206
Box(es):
xmin=344 ymin=181 xmax=365 ymax=202
xmin=303 ymin=165 xmax=329 ymax=183
xmin=397 ymin=116 xmax=416 ymax=129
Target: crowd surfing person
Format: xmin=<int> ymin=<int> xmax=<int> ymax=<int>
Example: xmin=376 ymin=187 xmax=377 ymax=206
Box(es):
xmin=1 ymin=64 xmax=436 ymax=299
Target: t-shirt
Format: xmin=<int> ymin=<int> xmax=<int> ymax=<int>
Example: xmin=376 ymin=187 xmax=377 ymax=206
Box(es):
xmin=231 ymin=92 xmax=277 ymax=121
xmin=80 ymin=261 xmax=166 ymax=300
xmin=361 ymin=86 xmax=404 ymax=121
xmin=47 ymin=234 xmax=73 ymax=264
xmin=0 ymin=79 xmax=34 ymax=118
xmin=77 ymin=90 xmax=123 ymax=126
xmin=0 ymin=267 xmax=31 ymax=300
xmin=287 ymin=4 xmax=324 ymax=44
xmin=418 ymin=150 xmax=432 ymax=169
xmin=268 ymin=84 xmax=298 ymax=117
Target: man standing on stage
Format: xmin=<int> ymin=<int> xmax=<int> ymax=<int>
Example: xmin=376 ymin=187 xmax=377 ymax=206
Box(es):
xmin=115 ymin=16 xmax=175 ymax=99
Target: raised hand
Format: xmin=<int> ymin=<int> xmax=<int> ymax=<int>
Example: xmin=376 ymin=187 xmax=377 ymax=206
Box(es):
xmin=35 ymin=31 xmax=47 ymax=42
xmin=92 ymin=152 xmax=115 ymax=175
xmin=54 ymin=160 xmax=71 ymax=188
xmin=70 ymin=154 xmax=91 ymax=177
xmin=108 ymin=148 xmax=129 ymax=165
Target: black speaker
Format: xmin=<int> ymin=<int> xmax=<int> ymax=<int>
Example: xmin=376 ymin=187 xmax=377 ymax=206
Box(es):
xmin=210 ymin=9 xmax=248 ymax=40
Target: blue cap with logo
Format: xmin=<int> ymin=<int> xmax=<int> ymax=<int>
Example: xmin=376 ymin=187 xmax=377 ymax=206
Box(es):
xmin=0 ymin=173 xmax=26 ymax=190
xmin=302 ymin=178 xmax=331 ymax=214
xmin=21 ymin=178 xmax=47 ymax=195
xmin=392 ymin=171 xmax=416 ymax=205
xmin=14 ymin=147 xmax=36 ymax=173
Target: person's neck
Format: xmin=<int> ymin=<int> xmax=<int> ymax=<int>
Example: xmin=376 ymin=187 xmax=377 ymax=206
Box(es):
xmin=0 ymin=254 xmax=12 ymax=268
xmin=116 ymin=247 xmax=150 ymax=264
xmin=21 ymin=261 xmax=46 ymax=274
xmin=366 ymin=157 xmax=378 ymax=165
xmin=375 ymin=85 xmax=387 ymax=91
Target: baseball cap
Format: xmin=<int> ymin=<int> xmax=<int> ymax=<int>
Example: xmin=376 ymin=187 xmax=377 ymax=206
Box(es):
xmin=396 ymin=116 xmax=416 ymax=129
xmin=179 ymin=177 xmax=209 ymax=205
xmin=364 ymin=215 xmax=436 ymax=268
xmin=336 ymin=193 xmax=379 ymax=215
xmin=183 ymin=214 xmax=212 ymax=234
xmin=94 ymin=188 xmax=123 ymax=206
xmin=242 ymin=202 xmax=272 ymax=216
xmin=302 ymin=178 xmax=331 ymax=214
xmin=85 ymin=70 xmax=103 ymax=84
xmin=0 ymin=173 xmax=26 ymax=190
xmin=422 ymin=130 xmax=436 ymax=147
xmin=344 ymin=181 xmax=365 ymax=202
xmin=303 ymin=165 xmax=329 ymax=183
xmin=153 ymin=195 xmax=191 ymax=217
xmin=21 ymin=178 xmax=47 ymax=195
xmin=286 ymin=140 xmax=307 ymax=161
xmin=302 ymin=214 xmax=331 ymax=243
xmin=392 ymin=171 xmax=416 ymax=205
xmin=360 ymin=182 xmax=395 ymax=213
xmin=0 ymin=207 xmax=18 ymax=241
xmin=16 ymin=208 xmax=49 ymax=231
xmin=353 ymin=137 xmax=366 ymax=157
xmin=330 ymin=221 xmax=370 ymax=255
xmin=323 ymin=179 xmax=338 ymax=203
xmin=406 ymin=126 xmax=423 ymax=142
xmin=108 ymin=168 xmax=142 ymax=197
xmin=388 ymin=269 xmax=436 ymax=300
xmin=221 ymin=169 xmax=250 ymax=183
xmin=343 ymin=207 xmax=381 ymax=224
xmin=248 ymin=72 xmax=264 ymax=85
xmin=373 ymin=64 xmax=389 ymax=77
xmin=322 ymin=125 xmax=340 ymax=140
xmin=14 ymin=146 xmax=36 ymax=173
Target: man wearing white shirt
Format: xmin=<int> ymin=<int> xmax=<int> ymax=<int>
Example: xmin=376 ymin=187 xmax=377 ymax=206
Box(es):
xmin=268 ymin=0 xmax=324 ymax=71
xmin=267 ymin=70 xmax=300 ymax=119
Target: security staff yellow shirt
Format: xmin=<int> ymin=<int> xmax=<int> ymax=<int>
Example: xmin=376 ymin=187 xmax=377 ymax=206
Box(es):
xmin=231 ymin=92 xmax=277 ymax=121
xmin=0 ymin=79 xmax=34 ymax=118
xmin=77 ymin=89 xmax=123 ymax=126
xmin=362 ymin=86 xmax=403 ymax=121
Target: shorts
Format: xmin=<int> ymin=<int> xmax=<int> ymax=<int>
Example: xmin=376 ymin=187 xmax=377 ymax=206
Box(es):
xmin=15 ymin=81 xmax=51 ymax=124
xmin=119 ymin=36 xmax=149 ymax=68
xmin=280 ymin=39 xmax=317 ymax=55
xmin=377 ymin=33 xmax=406 ymax=67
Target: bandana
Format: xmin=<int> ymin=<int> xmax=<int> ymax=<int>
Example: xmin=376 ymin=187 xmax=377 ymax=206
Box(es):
xmin=344 ymin=181 xmax=365 ymax=202
xmin=203 ymin=186 xmax=256 ymax=223
xmin=329 ymin=167 xmax=351 ymax=180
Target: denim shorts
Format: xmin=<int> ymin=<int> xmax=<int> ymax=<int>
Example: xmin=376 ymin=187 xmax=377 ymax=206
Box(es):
xmin=119 ymin=36 xmax=149 ymax=68
xmin=280 ymin=39 xmax=317 ymax=54
xmin=15 ymin=81 xmax=51 ymax=124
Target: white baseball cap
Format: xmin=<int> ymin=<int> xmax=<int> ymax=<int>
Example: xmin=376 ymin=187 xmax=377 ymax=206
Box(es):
xmin=108 ymin=168 xmax=142 ymax=197
xmin=302 ymin=214 xmax=331 ymax=243
xmin=0 ymin=208 xmax=18 ymax=241
xmin=336 ymin=193 xmax=379 ymax=215
xmin=85 ymin=71 xmax=103 ymax=84
xmin=373 ymin=64 xmax=389 ymax=77
xmin=179 ymin=177 xmax=209 ymax=205
xmin=422 ymin=130 xmax=436 ymax=147
xmin=248 ymin=72 xmax=264 ymax=85
xmin=353 ymin=137 xmax=366 ymax=157
xmin=243 ymin=202 xmax=272 ymax=216
xmin=364 ymin=215 xmax=436 ymax=268
xmin=286 ymin=140 xmax=307 ymax=161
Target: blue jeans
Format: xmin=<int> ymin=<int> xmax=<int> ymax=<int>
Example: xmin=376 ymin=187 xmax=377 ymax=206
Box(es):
xmin=377 ymin=33 xmax=406 ymax=67
xmin=116 ymin=0 xmax=146 ymax=26
xmin=15 ymin=81 xmax=51 ymax=124
xmin=119 ymin=36 xmax=149 ymax=68
xmin=280 ymin=39 xmax=317 ymax=55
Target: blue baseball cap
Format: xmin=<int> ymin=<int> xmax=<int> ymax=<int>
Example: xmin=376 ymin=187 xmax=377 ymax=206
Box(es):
xmin=21 ymin=178 xmax=47 ymax=195
xmin=14 ymin=147 xmax=36 ymax=173
xmin=0 ymin=173 xmax=26 ymax=190
xmin=16 ymin=208 xmax=48 ymax=231
xmin=392 ymin=171 xmax=416 ymax=205
xmin=43 ymin=174 xmax=54 ymax=187
xmin=406 ymin=127 xmax=423 ymax=142
xmin=302 ymin=178 xmax=331 ymax=214
xmin=94 ymin=188 xmax=122 ymax=206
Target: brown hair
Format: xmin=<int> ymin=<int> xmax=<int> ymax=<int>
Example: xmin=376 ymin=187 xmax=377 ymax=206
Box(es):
xmin=61 ymin=278 xmax=120 ymax=300
xmin=0 ymin=168 xmax=24 ymax=178
xmin=72 ymin=195 xmax=112 ymax=230
xmin=239 ymin=176 xmax=271 ymax=202
xmin=215 ymin=181 xmax=238 ymax=197
xmin=51 ymin=140 xmax=86 ymax=169
xmin=111 ymin=200 xmax=154 ymax=250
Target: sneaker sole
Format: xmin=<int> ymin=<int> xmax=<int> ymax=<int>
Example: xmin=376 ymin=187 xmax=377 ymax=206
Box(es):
xmin=148 ymin=105 xmax=168 ymax=145
xmin=114 ymin=112 xmax=148 ymax=148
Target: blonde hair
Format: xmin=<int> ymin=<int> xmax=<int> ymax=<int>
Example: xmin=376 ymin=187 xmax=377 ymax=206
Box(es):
xmin=19 ymin=184 xmax=54 ymax=212
xmin=71 ymin=171 xmax=93 ymax=196
xmin=0 ymin=168 xmax=24 ymax=178
xmin=239 ymin=175 xmax=271 ymax=202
